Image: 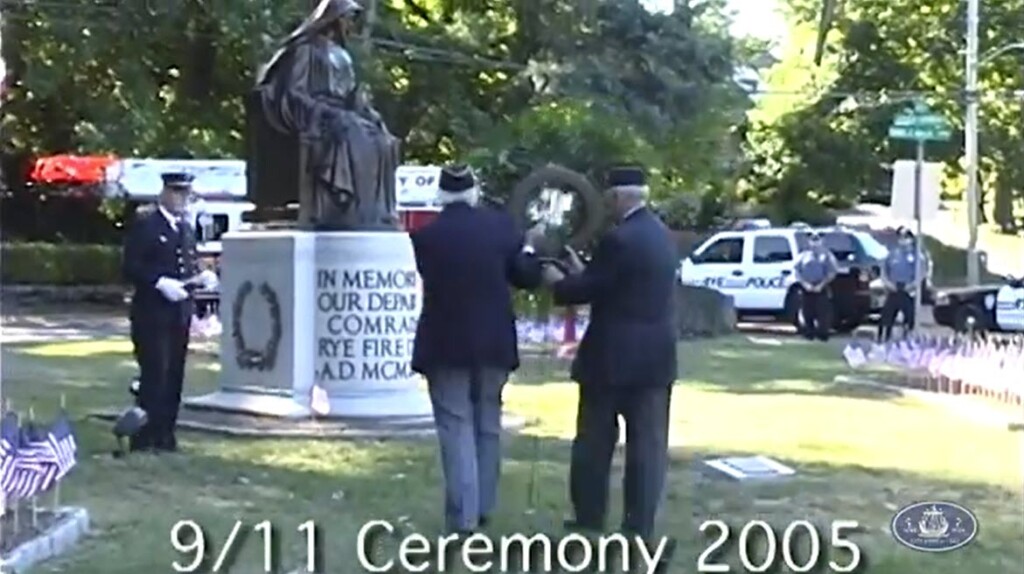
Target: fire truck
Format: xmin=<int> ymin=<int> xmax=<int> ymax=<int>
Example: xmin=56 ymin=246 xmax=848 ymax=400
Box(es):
xmin=26 ymin=155 xmax=255 ymax=264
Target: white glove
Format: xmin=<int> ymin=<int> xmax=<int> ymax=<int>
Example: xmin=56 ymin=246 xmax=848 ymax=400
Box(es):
xmin=197 ymin=269 xmax=219 ymax=290
xmin=155 ymin=277 xmax=189 ymax=302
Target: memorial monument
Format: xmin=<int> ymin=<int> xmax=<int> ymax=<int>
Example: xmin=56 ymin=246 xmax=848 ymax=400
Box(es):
xmin=184 ymin=0 xmax=433 ymax=421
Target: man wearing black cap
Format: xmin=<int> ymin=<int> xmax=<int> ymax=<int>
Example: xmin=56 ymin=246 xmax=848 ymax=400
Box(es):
xmin=794 ymin=230 xmax=839 ymax=341
xmin=542 ymin=166 xmax=678 ymax=549
xmin=878 ymin=226 xmax=925 ymax=342
xmin=410 ymin=164 xmax=545 ymax=534
xmin=121 ymin=172 xmax=207 ymax=453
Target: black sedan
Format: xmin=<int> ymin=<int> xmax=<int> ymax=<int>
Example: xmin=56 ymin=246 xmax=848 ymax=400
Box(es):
xmin=932 ymin=277 xmax=1024 ymax=332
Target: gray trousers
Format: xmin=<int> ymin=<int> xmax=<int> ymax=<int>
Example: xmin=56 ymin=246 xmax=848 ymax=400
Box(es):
xmin=426 ymin=367 xmax=508 ymax=532
xmin=569 ymin=384 xmax=672 ymax=539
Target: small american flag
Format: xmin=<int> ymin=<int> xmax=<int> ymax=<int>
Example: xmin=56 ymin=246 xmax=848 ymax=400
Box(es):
xmin=0 ymin=412 xmax=77 ymax=499
xmin=310 ymin=384 xmax=331 ymax=416
xmin=9 ymin=423 xmax=59 ymax=499
xmin=0 ymin=412 xmax=20 ymax=492
xmin=43 ymin=411 xmax=77 ymax=480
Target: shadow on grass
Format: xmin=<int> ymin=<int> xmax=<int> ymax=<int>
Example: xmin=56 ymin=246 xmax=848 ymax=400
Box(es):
xmin=36 ymin=425 xmax=1024 ymax=574
xmin=5 ymin=338 xmax=1021 ymax=573
xmin=516 ymin=336 xmax=902 ymax=402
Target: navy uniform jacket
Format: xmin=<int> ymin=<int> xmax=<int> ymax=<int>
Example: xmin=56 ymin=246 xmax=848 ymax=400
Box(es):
xmin=122 ymin=209 xmax=198 ymax=324
xmin=410 ymin=203 xmax=542 ymax=374
xmin=554 ymin=207 xmax=678 ymax=388
xmin=794 ymin=248 xmax=838 ymax=286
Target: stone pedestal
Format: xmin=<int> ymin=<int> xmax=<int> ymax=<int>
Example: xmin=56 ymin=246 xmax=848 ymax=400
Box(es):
xmin=184 ymin=230 xmax=433 ymax=420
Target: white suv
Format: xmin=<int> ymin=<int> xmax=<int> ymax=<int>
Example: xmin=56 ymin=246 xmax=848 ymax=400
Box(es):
xmin=679 ymin=227 xmax=879 ymax=331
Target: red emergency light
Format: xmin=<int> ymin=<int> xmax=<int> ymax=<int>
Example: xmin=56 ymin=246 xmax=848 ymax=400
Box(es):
xmin=27 ymin=154 xmax=118 ymax=185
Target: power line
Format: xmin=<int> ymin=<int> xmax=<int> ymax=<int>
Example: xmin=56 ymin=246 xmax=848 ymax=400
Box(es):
xmin=747 ymin=88 xmax=1024 ymax=104
xmin=7 ymin=5 xmax=1024 ymax=107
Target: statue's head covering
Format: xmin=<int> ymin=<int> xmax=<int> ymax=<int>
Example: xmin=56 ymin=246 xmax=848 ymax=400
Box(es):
xmin=284 ymin=0 xmax=363 ymax=45
xmin=257 ymin=0 xmax=363 ymax=85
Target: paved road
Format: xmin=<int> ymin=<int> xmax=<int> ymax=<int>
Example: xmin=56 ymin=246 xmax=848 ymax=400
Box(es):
xmin=1 ymin=313 xmax=129 ymax=344
xmin=837 ymin=203 xmax=1022 ymax=277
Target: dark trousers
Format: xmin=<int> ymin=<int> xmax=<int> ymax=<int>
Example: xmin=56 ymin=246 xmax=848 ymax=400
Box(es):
xmin=569 ymin=384 xmax=672 ymax=539
xmin=878 ymin=289 xmax=914 ymax=342
xmin=131 ymin=314 xmax=190 ymax=450
xmin=801 ymin=288 xmax=832 ymax=340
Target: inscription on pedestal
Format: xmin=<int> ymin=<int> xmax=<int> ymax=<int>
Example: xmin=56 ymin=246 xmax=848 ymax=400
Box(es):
xmin=314 ymin=267 xmax=419 ymax=385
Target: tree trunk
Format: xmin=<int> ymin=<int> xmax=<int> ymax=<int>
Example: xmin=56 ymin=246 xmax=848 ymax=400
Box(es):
xmin=993 ymin=176 xmax=1017 ymax=233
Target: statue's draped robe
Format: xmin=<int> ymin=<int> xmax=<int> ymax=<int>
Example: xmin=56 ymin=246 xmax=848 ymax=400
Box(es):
xmin=257 ymin=35 xmax=399 ymax=229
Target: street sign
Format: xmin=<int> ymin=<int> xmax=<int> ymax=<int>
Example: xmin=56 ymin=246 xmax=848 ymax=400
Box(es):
xmin=888 ymin=102 xmax=952 ymax=142
xmin=888 ymin=125 xmax=953 ymax=141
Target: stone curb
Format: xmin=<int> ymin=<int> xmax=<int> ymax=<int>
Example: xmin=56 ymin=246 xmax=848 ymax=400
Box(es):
xmin=0 ymin=507 xmax=89 ymax=573
xmin=85 ymin=410 xmax=529 ymax=440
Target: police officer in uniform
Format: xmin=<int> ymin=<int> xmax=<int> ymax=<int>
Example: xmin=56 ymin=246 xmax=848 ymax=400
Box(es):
xmin=878 ymin=227 xmax=922 ymax=342
xmin=794 ymin=231 xmax=839 ymax=340
xmin=122 ymin=172 xmax=209 ymax=453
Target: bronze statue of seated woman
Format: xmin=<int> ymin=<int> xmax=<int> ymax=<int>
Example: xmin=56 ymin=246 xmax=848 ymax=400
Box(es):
xmin=251 ymin=0 xmax=400 ymax=231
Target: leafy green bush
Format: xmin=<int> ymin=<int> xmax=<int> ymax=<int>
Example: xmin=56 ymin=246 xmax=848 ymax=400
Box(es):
xmin=1 ymin=243 xmax=122 ymax=285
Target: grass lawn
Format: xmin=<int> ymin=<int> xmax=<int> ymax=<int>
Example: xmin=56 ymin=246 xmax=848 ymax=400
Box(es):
xmin=1 ymin=335 xmax=1021 ymax=573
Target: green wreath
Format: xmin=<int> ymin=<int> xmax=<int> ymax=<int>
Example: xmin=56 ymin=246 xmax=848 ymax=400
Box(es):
xmin=232 ymin=280 xmax=283 ymax=371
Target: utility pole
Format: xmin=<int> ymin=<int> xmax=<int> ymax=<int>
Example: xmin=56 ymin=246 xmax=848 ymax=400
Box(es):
xmin=964 ymin=0 xmax=981 ymax=285
xmin=913 ymin=138 xmax=924 ymax=323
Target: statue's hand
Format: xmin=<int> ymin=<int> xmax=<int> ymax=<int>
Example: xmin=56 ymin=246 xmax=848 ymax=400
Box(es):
xmin=324 ymin=112 xmax=349 ymax=138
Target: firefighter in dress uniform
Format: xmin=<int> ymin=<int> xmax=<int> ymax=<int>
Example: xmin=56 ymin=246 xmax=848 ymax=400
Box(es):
xmin=878 ymin=227 xmax=922 ymax=342
xmin=121 ymin=172 xmax=214 ymax=452
xmin=794 ymin=231 xmax=840 ymax=341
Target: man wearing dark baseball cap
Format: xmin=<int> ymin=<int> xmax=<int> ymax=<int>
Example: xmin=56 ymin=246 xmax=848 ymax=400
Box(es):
xmin=878 ymin=226 xmax=925 ymax=341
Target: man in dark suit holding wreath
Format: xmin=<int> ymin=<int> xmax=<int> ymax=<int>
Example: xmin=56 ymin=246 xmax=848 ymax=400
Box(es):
xmin=542 ymin=165 xmax=678 ymax=548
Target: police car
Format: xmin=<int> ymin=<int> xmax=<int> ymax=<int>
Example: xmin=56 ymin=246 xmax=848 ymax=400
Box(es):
xmin=931 ymin=277 xmax=1024 ymax=332
xmin=679 ymin=225 xmax=886 ymax=332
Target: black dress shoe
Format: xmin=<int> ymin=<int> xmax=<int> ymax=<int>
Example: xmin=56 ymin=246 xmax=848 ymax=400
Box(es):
xmin=155 ymin=435 xmax=178 ymax=452
xmin=129 ymin=435 xmax=156 ymax=453
xmin=653 ymin=538 xmax=678 ymax=574
xmin=478 ymin=515 xmax=490 ymax=528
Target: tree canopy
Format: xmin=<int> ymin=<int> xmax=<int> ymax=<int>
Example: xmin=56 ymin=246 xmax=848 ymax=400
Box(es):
xmin=1 ymin=0 xmax=753 ymax=224
xmin=4 ymin=0 xmax=1021 ymax=233
xmin=746 ymin=0 xmax=1024 ymax=229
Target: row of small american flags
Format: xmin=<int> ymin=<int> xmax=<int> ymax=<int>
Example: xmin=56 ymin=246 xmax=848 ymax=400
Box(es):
xmin=0 ymin=410 xmax=78 ymax=500
xmin=844 ymin=333 xmax=1024 ymax=401
xmin=191 ymin=313 xmax=590 ymax=345
xmin=516 ymin=316 xmax=589 ymax=346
